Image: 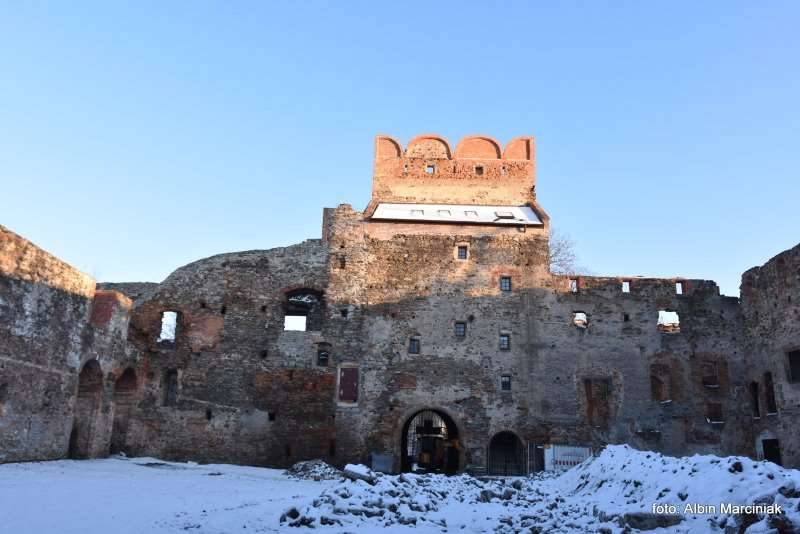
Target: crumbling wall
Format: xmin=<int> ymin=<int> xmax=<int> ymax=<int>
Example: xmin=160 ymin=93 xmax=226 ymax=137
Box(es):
xmin=0 ymin=225 xmax=131 ymax=462
xmin=740 ymin=242 xmax=800 ymax=466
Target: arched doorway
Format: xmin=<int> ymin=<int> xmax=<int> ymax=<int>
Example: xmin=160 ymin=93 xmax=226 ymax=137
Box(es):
xmin=488 ymin=431 xmax=525 ymax=476
xmin=68 ymin=360 xmax=103 ymax=459
xmin=110 ymin=368 xmax=137 ymax=455
xmin=401 ymin=409 xmax=460 ymax=474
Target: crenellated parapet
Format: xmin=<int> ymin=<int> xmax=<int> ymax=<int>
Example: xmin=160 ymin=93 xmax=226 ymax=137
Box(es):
xmin=369 ymin=134 xmax=544 ymax=222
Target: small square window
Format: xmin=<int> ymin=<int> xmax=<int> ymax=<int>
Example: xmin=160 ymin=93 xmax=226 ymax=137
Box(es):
xmin=454 ymin=322 xmax=466 ymax=338
xmin=425 ymin=165 xmax=435 ymax=174
xmin=464 ymin=210 xmax=478 ymax=218
xmin=500 ymin=276 xmax=512 ymax=292
xmin=499 ymin=334 xmax=511 ymax=350
xmin=501 ymin=375 xmax=511 ymax=391
xmin=475 ymin=166 xmax=484 ymax=176
xmin=573 ymin=312 xmax=588 ymax=328
xmin=622 ymin=281 xmax=630 ymax=293
xmin=676 ymin=282 xmax=683 ymax=295
xmin=457 ymin=245 xmax=468 ymax=260
xmin=268 ymin=411 xmax=276 ymax=421
xmin=569 ymin=279 xmax=578 ymax=293
xmin=409 ymin=337 xmax=420 ymax=354
xmin=340 ymin=308 xmax=349 ymax=318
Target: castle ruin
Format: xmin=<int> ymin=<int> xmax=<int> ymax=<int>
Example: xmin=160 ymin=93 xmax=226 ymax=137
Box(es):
xmin=1 ymin=134 xmax=798 ymax=473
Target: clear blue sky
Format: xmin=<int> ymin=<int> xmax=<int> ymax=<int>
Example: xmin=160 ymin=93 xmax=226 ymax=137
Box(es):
xmin=2 ymin=2 xmax=798 ymax=296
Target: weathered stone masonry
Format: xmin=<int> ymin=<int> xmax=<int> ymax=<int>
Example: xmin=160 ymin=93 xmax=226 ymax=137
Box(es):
xmin=1 ymin=133 xmax=798 ymax=472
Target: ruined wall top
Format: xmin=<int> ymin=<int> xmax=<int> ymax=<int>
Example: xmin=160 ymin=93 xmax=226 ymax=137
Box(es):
xmin=370 ymin=134 xmax=537 ymax=208
xmin=0 ymin=224 xmax=95 ymax=298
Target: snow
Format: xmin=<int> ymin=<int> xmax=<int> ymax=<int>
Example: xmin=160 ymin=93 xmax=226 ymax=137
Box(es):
xmin=1 ymin=446 xmax=799 ymax=533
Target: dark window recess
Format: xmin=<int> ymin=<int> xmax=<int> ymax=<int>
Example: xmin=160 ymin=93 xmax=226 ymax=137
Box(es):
xmin=788 ymin=350 xmax=800 ymax=383
xmin=623 ymin=313 xmax=630 ymax=322
xmin=499 ymin=334 xmax=511 ymax=350
xmin=500 ymin=375 xmax=512 ymax=391
xmin=259 ymin=349 xmax=268 ymax=359
xmin=706 ymin=403 xmax=724 ymax=423
xmin=651 ymin=375 xmax=666 ymax=402
xmin=260 ymin=305 xmax=267 ymax=312
xmin=268 ymin=411 xmax=276 ymax=421
xmin=764 ymin=372 xmax=778 ymax=413
xmin=409 ymin=338 xmax=420 ymax=354
xmin=500 ymin=276 xmax=512 ymax=292
xmin=328 ymin=439 xmax=336 ymax=457
xmin=749 ymin=381 xmax=760 ymax=417
xmin=701 ymin=361 xmax=719 ymax=388
xmin=285 ymin=445 xmax=292 ymax=459
xmin=457 ymin=246 xmax=468 ymax=260
xmin=584 ymin=378 xmax=612 ymax=427
xmin=220 ymin=305 xmax=227 ymax=315
xmin=454 ymin=322 xmax=466 ymax=338
xmin=338 ymin=256 xmax=346 ymax=269
xmin=162 ymin=369 xmax=178 ymax=407
xmin=475 ymin=165 xmax=484 ymax=176
xmin=338 ymin=367 xmax=359 ymax=403
xmin=317 ymin=349 xmax=330 ymax=366
xmin=340 ymin=308 xmax=349 ymax=318
xmin=205 ymin=408 xmax=212 ymax=421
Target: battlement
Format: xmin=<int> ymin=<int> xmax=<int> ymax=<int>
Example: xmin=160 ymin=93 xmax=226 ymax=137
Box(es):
xmin=370 ymin=134 xmax=538 ymax=209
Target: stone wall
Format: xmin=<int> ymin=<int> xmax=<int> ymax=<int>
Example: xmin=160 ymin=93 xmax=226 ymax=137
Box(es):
xmin=0 ymin=225 xmax=131 ymax=462
xmin=740 ymin=243 xmax=800 ymax=466
xmin=2 ymin=134 xmax=798 ymax=472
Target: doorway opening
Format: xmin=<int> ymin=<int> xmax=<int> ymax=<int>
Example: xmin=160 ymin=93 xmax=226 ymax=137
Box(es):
xmin=488 ymin=431 xmax=525 ymax=476
xmin=68 ymin=360 xmax=103 ymax=458
xmin=401 ymin=409 xmax=460 ymax=474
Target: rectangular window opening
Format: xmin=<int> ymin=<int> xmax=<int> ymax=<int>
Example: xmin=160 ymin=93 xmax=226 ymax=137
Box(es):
xmin=573 ymin=311 xmax=588 ymax=328
xmin=158 ymin=311 xmax=178 ymax=343
xmin=500 ymin=375 xmax=511 ymax=391
xmin=475 ymin=166 xmax=484 ymax=176
xmin=338 ymin=256 xmax=346 ymax=269
xmin=622 ymin=281 xmax=630 ymax=293
xmin=499 ymin=333 xmax=511 ymax=350
xmin=706 ymin=403 xmax=724 ymax=424
xmin=425 ymin=164 xmax=435 ymax=174
xmin=317 ymin=349 xmax=330 ymax=367
xmin=657 ymin=310 xmax=680 ymax=333
xmin=569 ymin=279 xmax=578 ymax=293
xmin=457 ymin=245 xmax=468 ymax=260
xmin=408 ymin=337 xmax=420 ymax=354
xmin=438 ymin=209 xmax=451 ymax=216
xmin=676 ymin=282 xmax=684 ymax=295
xmin=500 ymin=276 xmax=512 ymax=292
xmin=284 ymin=315 xmax=307 ymax=331
xmin=163 ymin=369 xmax=178 ymax=407
xmin=454 ymin=322 xmax=466 ymax=338
xmin=701 ymin=360 xmax=719 ymax=388
xmin=464 ymin=210 xmax=478 ymax=218
xmin=787 ymin=350 xmax=800 ymax=383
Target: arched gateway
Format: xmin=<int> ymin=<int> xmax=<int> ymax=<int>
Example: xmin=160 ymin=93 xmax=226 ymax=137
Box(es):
xmin=401 ymin=409 xmax=460 ymax=474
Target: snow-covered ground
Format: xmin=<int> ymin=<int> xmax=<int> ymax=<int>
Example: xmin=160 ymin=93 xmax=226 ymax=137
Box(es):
xmin=1 ymin=446 xmax=799 ymax=533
